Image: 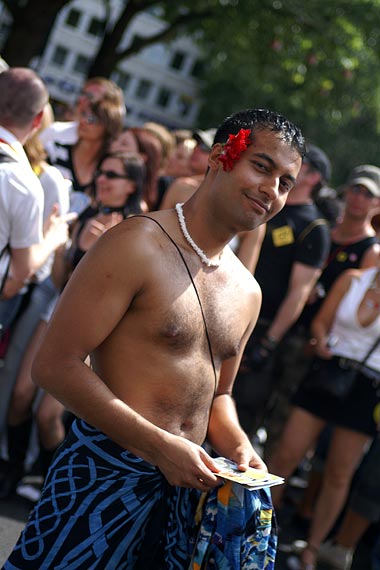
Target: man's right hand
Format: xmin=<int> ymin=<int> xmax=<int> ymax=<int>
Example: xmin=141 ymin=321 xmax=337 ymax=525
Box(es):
xmin=156 ymin=433 xmax=221 ymax=491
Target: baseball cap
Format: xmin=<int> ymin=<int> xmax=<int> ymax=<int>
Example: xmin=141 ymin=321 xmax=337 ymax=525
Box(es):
xmin=347 ymin=164 xmax=380 ymax=197
xmin=303 ymin=144 xmax=332 ymax=184
xmin=193 ymin=128 xmax=217 ymax=152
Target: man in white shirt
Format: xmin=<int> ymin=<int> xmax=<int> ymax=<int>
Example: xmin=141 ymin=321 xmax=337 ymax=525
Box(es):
xmin=0 ymin=67 xmax=69 ymax=330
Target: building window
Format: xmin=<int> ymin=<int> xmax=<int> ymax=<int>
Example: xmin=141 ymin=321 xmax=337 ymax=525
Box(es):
xmin=65 ymin=8 xmax=81 ymax=28
xmin=51 ymin=45 xmax=69 ymax=66
xmin=88 ymin=17 xmax=106 ymax=37
xmin=73 ymin=54 xmax=90 ymax=74
xmin=112 ymin=70 xmax=131 ymax=91
xmin=190 ymin=59 xmax=204 ymax=78
xmin=177 ymin=94 xmax=193 ymax=117
xmin=170 ymin=50 xmax=186 ymax=71
xmin=156 ymin=87 xmax=172 ymax=108
xmin=135 ymin=79 xmax=152 ymax=99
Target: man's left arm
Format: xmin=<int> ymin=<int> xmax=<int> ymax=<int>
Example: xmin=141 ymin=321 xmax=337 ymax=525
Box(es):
xmin=265 ymin=261 xmax=322 ymax=342
xmin=252 ymin=222 xmax=330 ymax=364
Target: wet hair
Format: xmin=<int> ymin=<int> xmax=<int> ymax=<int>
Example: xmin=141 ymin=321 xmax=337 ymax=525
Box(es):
xmin=0 ymin=67 xmax=48 ymax=128
xmin=213 ymin=108 xmax=305 ymax=157
xmin=98 ymin=151 xmax=146 ymax=214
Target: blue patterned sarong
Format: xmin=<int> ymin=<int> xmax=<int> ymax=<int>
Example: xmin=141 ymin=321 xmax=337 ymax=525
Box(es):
xmin=3 ymin=419 xmax=277 ymax=569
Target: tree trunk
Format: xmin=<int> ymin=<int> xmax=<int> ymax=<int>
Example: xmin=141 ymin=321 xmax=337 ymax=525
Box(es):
xmin=2 ymin=0 xmax=70 ymax=67
xmin=87 ymin=34 xmax=122 ymax=79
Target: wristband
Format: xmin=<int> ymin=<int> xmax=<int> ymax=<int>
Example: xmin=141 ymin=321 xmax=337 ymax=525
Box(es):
xmin=262 ymin=334 xmax=278 ymax=350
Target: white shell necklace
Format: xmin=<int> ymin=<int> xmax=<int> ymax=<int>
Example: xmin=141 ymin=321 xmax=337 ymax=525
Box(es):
xmin=175 ymin=202 xmax=220 ymax=268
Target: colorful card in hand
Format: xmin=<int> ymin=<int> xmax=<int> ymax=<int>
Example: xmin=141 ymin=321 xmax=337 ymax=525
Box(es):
xmin=213 ymin=457 xmax=284 ymax=490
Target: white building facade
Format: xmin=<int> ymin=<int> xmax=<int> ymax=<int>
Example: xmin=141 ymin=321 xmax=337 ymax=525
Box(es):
xmin=0 ymin=0 xmax=203 ymax=128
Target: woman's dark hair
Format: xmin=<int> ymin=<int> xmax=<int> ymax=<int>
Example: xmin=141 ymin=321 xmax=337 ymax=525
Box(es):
xmin=130 ymin=127 xmax=164 ymax=208
xmin=90 ymin=98 xmax=124 ymax=159
xmin=98 ymin=151 xmax=146 ymax=215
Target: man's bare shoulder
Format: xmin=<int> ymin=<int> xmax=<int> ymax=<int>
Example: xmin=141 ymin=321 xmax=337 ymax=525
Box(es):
xmin=224 ymin=246 xmax=262 ymax=298
xmin=97 ymin=212 xmax=172 ymax=252
xmin=73 ymin=213 xmax=176 ymax=288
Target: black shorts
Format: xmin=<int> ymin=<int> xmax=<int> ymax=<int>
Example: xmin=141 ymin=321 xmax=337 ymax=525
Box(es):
xmin=293 ymin=367 xmax=380 ymax=437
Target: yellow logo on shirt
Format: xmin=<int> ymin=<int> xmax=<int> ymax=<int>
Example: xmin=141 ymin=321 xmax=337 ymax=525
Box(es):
xmin=272 ymin=225 xmax=295 ymax=247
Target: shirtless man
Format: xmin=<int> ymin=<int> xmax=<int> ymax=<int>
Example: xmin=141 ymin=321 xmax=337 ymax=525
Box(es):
xmin=5 ymin=109 xmax=304 ymax=569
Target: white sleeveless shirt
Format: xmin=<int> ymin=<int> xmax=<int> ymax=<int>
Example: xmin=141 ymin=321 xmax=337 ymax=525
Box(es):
xmin=329 ymin=267 xmax=380 ymax=372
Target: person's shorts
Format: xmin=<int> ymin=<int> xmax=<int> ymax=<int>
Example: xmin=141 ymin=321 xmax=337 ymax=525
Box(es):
xmin=293 ymin=367 xmax=380 ymax=437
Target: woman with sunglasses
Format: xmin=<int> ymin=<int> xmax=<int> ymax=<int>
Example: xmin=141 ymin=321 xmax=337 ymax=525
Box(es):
xmin=63 ymin=151 xmax=145 ymax=274
xmin=41 ymin=93 xmax=125 ymax=215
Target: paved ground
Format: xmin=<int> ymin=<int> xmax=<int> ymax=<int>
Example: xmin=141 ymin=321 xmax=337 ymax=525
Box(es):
xmin=0 ymin=494 xmax=30 ymax=566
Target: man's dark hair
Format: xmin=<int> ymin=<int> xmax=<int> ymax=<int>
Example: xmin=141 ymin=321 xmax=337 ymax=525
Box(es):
xmin=213 ymin=108 xmax=305 ymax=158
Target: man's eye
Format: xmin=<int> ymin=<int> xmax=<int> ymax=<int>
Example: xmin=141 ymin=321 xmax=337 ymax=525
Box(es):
xmin=253 ymin=161 xmax=268 ymax=171
xmin=280 ymin=180 xmax=292 ymax=192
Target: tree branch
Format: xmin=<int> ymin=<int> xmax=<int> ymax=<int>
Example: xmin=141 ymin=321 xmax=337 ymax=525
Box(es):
xmin=116 ymin=8 xmax=214 ymax=60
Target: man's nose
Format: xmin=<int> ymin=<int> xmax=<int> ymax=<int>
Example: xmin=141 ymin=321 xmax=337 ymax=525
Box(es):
xmin=260 ymin=177 xmax=280 ymax=199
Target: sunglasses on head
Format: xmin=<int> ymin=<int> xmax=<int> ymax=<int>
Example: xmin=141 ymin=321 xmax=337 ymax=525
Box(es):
xmin=96 ymin=170 xmax=130 ymax=180
xmin=80 ymin=111 xmax=100 ymax=125
xmin=196 ymin=141 xmax=210 ymax=153
xmin=349 ymin=184 xmax=375 ymax=199
xmin=80 ymin=90 xmax=96 ymax=101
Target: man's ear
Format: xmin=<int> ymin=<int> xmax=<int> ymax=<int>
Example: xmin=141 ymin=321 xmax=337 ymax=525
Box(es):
xmin=208 ymin=143 xmax=224 ymax=171
xmin=31 ymin=109 xmax=44 ymax=131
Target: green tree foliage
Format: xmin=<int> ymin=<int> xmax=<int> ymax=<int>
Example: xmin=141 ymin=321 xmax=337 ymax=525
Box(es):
xmin=196 ymin=0 xmax=380 ymax=183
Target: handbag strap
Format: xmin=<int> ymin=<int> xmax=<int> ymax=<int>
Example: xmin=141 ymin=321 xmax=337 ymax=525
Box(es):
xmin=361 ymin=333 xmax=380 ymax=366
xmin=0 ymin=243 xmax=10 ymax=296
xmin=133 ymin=215 xmax=217 ymax=395
xmin=0 ymin=151 xmax=17 ymax=295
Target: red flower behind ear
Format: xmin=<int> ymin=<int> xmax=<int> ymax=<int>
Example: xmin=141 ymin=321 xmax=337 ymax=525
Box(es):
xmin=219 ymin=129 xmax=252 ymax=171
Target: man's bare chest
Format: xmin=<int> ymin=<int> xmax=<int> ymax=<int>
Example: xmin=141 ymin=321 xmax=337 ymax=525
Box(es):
xmin=141 ymin=270 xmax=252 ymax=362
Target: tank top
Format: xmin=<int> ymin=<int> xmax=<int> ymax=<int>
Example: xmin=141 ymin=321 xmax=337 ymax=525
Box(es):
xmin=330 ymin=267 xmax=380 ymax=371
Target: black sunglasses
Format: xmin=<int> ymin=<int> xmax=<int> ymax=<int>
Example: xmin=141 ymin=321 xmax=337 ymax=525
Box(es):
xmin=80 ymin=111 xmax=100 ymax=125
xmin=80 ymin=90 xmax=96 ymax=101
xmin=96 ymin=170 xmax=130 ymax=180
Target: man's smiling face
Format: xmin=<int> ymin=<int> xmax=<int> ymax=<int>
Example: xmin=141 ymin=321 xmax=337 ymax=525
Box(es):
xmin=212 ymin=128 xmax=302 ymax=231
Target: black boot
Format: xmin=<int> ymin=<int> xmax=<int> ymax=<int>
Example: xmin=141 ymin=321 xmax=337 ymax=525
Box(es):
xmin=0 ymin=418 xmax=32 ymax=499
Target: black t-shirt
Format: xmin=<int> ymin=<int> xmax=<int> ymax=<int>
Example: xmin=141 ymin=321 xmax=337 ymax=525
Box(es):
xmin=319 ymin=236 xmax=378 ymax=292
xmin=255 ymin=203 xmax=330 ymax=321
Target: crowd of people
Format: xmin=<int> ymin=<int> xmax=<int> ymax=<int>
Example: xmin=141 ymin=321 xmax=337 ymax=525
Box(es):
xmin=0 ymin=64 xmax=380 ymax=570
